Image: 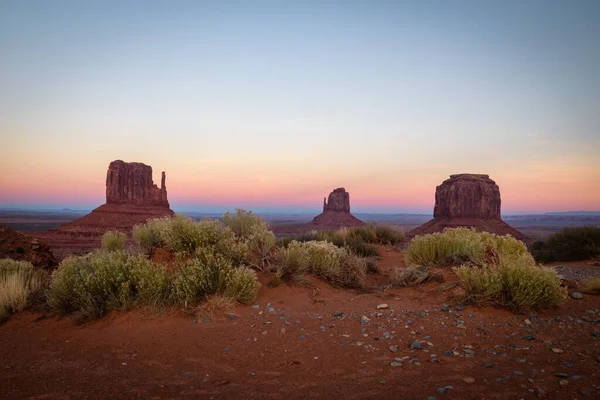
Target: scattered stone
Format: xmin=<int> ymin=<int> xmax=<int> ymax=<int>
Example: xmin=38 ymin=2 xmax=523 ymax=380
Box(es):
xmin=441 ymin=306 xmax=449 ymax=312
xmin=463 ymin=377 xmax=475 ymax=384
xmin=390 ymin=362 xmax=402 ymax=367
xmin=551 ymin=348 xmax=564 ymax=354
xmin=455 ymin=305 xmax=465 ymax=311
xmin=389 ymin=345 xmax=398 ymax=353
xmin=377 ymin=304 xmax=389 ymax=310
xmin=554 ymin=373 xmax=569 ymax=378
xmin=570 ymin=292 xmax=583 ymax=299
xmin=333 ymin=311 xmax=343 ymax=317
xmin=521 ymin=335 xmax=534 ymax=341
xmin=409 ymin=340 xmax=422 ymax=350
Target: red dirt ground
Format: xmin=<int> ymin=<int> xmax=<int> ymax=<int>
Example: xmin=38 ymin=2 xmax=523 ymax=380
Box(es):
xmin=2 ymin=248 xmax=599 ymax=399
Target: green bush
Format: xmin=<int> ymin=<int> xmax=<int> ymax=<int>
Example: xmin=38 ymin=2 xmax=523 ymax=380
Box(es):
xmin=531 ymin=226 xmax=600 ymax=262
xmin=372 ymin=224 xmax=404 ymax=245
xmin=132 ymin=225 xmax=155 ymax=253
xmin=0 ymin=259 xmax=47 ymax=320
xmin=172 ymin=255 xmax=260 ymax=306
xmin=275 ymin=240 xmax=366 ymax=288
xmin=127 ymin=255 xmax=171 ymax=307
xmin=140 ymin=215 xmax=248 ymax=264
xmin=47 ymin=251 xmax=133 ymax=319
xmin=406 ymin=228 xmax=528 ymax=267
xmin=222 ymin=209 xmax=276 ymax=271
xmin=101 ymin=231 xmax=127 ymax=252
xmin=453 ymin=254 xmax=567 ymax=311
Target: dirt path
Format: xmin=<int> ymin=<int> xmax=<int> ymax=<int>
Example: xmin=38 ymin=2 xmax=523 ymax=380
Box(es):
xmin=2 ymin=251 xmax=600 ymax=399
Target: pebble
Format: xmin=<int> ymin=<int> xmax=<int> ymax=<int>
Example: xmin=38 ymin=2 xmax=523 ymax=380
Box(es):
xmin=377 ymin=304 xmax=389 ymax=310
xmin=570 ymin=292 xmax=583 ymax=299
xmin=250 ymin=372 xmax=256 ymax=377
xmin=441 ymin=306 xmax=449 ymax=312
xmin=409 ymin=340 xmax=422 ymax=350
xmin=521 ymin=335 xmax=534 ymax=341
xmin=592 ymin=331 xmax=599 ymax=338
xmin=333 ymin=311 xmax=343 ymax=317
xmin=463 ymin=377 xmax=475 ymax=384
xmin=555 ymin=372 xmax=569 ymax=378
xmin=389 ymin=345 xmax=398 ymax=353
xmin=551 ymin=348 xmax=564 ymax=354
xmin=379 ymin=380 xmax=387 ymax=385
xmin=390 ymin=362 xmax=402 ymax=367
xmin=455 ymin=305 xmax=465 ymax=311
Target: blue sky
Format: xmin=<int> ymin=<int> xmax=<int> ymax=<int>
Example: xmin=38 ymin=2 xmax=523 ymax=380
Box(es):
xmin=1 ymin=1 xmax=599 ymax=214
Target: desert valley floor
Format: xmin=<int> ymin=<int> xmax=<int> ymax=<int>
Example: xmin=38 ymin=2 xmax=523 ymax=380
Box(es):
xmin=2 ymin=246 xmax=600 ymax=400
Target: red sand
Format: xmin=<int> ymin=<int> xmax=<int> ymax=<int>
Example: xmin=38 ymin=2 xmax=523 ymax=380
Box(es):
xmin=2 ymin=247 xmax=599 ymax=399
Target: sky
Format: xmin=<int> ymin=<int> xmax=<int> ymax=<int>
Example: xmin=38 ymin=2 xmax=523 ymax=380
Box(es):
xmin=1 ymin=0 xmax=599 ymax=214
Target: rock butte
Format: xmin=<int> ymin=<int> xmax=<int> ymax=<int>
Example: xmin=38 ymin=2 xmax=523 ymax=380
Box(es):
xmin=310 ymin=188 xmax=365 ymax=229
xmin=34 ymin=160 xmax=174 ymax=258
xmin=408 ymin=174 xmax=528 ymax=241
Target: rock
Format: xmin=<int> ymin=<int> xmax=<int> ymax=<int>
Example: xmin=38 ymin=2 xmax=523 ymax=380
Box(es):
xmin=390 ymin=362 xmax=402 ymax=367
xmin=407 ymin=174 xmax=528 ymax=241
xmin=455 ymin=305 xmax=465 ymax=311
xmin=409 ymin=340 xmax=422 ymax=350
xmin=333 ymin=311 xmax=343 ymax=317
xmin=521 ymin=335 xmax=534 ymax=341
xmin=570 ymin=292 xmax=583 ymax=299
xmin=106 ymin=160 xmax=169 ymax=207
xmin=310 ymin=188 xmax=365 ymax=229
xmin=377 ymin=304 xmax=389 ymax=309
xmin=463 ymin=377 xmax=475 ymax=384
xmin=551 ymin=348 xmax=564 ymax=354
xmin=555 ymin=373 xmax=569 ymax=378
xmin=441 ymin=306 xmax=449 ymax=312
xmin=389 ymin=345 xmax=398 ymax=353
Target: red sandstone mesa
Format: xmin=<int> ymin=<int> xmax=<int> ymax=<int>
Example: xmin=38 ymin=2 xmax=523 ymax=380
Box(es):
xmin=34 ymin=160 xmax=174 ymax=258
xmin=408 ymin=174 xmax=528 ymax=241
xmin=311 ymin=188 xmax=365 ymax=229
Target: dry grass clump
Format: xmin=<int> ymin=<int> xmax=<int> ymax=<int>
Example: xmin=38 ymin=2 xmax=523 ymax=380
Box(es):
xmin=101 ymin=231 xmax=127 ymax=252
xmin=0 ymin=259 xmax=47 ymax=321
xmin=275 ymin=240 xmax=366 ymax=288
xmin=406 ymin=227 xmax=528 ymax=267
xmin=392 ymin=265 xmax=435 ymax=287
xmin=582 ymin=278 xmax=600 ymax=295
xmin=196 ymin=294 xmax=236 ymax=319
xmin=453 ymin=254 xmax=567 ymax=312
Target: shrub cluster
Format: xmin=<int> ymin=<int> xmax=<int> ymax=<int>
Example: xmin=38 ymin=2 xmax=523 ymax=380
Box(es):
xmin=222 ymin=209 xmax=276 ymax=271
xmin=1 ymin=259 xmax=47 ymax=321
xmin=276 ymin=240 xmax=366 ymax=288
xmin=453 ymin=254 xmax=567 ymax=311
xmin=406 ymin=227 xmax=528 ymax=267
xmin=531 ymin=226 xmax=600 ymax=263
xmin=289 ymin=224 xmax=403 ymax=258
xmin=47 ymin=249 xmax=261 ymax=320
xmin=404 ymin=228 xmax=567 ymax=311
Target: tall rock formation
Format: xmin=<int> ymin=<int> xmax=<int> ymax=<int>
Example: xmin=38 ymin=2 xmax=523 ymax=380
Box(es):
xmin=408 ymin=174 xmax=528 ymax=241
xmin=311 ymin=188 xmax=364 ymax=229
xmin=35 ymin=160 xmax=175 ymax=259
xmin=106 ymin=160 xmax=169 ymax=207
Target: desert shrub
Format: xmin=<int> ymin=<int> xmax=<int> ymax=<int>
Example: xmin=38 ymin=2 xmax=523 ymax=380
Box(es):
xmin=276 ymin=240 xmax=311 ymax=282
xmin=132 ymin=225 xmax=155 ymax=253
xmin=453 ymin=254 xmax=567 ymax=311
xmin=582 ymin=278 xmax=600 ymax=295
xmin=224 ymin=266 xmax=261 ymax=304
xmin=301 ymin=228 xmax=380 ymax=257
xmin=344 ymin=236 xmax=380 ymax=257
xmin=172 ymin=255 xmax=260 ymax=307
xmin=47 ymin=251 xmax=133 ymax=319
xmin=101 ymin=231 xmax=127 ymax=252
xmin=406 ymin=228 xmax=527 ymax=267
xmin=127 ymin=255 xmax=171 ymax=307
xmin=531 ymin=226 xmax=600 ymax=262
xmin=0 ymin=259 xmax=47 ymax=320
xmin=276 ymin=241 xmax=366 ymax=288
xmin=222 ymin=209 xmax=276 ymax=271
xmin=197 ymin=294 xmax=236 ymax=318
xmin=372 ymin=224 xmax=404 ymax=245
xmin=392 ymin=265 xmax=434 ymax=287
xmin=140 ymin=215 xmax=248 ymax=264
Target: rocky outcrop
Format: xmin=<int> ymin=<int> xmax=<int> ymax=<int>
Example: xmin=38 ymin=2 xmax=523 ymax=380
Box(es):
xmin=311 ymin=188 xmax=364 ymax=229
xmin=0 ymin=225 xmax=57 ymax=269
xmin=106 ymin=160 xmax=169 ymax=207
xmin=323 ymin=188 xmax=351 ymax=213
xmin=35 ymin=160 xmax=174 ymax=260
xmin=408 ymin=174 xmax=528 ymax=241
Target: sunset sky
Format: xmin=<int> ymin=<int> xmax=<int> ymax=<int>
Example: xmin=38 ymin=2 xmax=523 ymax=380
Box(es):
xmin=1 ymin=1 xmax=599 ymax=214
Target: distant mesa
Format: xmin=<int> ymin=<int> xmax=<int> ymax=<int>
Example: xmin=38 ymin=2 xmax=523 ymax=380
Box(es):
xmin=0 ymin=224 xmax=57 ymax=269
xmin=408 ymin=174 xmax=528 ymax=241
xmin=34 ymin=160 xmax=174 ymax=258
xmin=310 ymin=188 xmax=365 ymax=229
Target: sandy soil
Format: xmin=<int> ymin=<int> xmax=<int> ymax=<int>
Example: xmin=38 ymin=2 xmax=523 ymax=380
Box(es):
xmin=2 ymin=247 xmax=600 ymax=400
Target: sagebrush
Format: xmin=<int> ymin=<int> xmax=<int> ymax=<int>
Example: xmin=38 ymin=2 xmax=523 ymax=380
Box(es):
xmin=1 ymin=259 xmax=47 ymax=321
